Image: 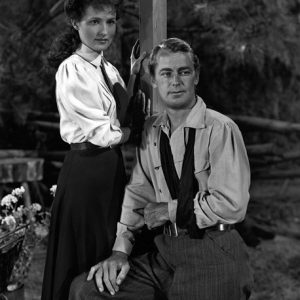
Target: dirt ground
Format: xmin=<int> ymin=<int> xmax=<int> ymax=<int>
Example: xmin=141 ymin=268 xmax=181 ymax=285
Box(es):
xmin=19 ymin=178 xmax=300 ymax=300
xmin=248 ymin=178 xmax=300 ymax=300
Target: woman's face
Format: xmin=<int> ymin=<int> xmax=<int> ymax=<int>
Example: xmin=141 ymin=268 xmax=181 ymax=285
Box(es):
xmin=73 ymin=5 xmax=117 ymax=53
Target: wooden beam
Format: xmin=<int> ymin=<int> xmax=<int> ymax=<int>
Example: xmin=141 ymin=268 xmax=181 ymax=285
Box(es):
xmin=139 ymin=0 xmax=167 ymax=114
xmin=229 ymin=115 xmax=300 ymax=132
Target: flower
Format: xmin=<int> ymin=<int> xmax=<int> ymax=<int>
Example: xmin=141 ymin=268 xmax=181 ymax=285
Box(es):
xmin=34 ymin=225 xmax=49 ymax=238
xmin=11 ymin=186 xmax=25 ymax=198
xmin=1 ymin=194 xmax=18 ymax=207
xmin=0 ymin=186 xmax=49 ymax=237
xmin=32 ymin=203 xmax=42 ymax=212
xmin=1 ymin=215 xmax=17 ymax=232
xmin=1 ymin=186 xmax=51 ymax=290
xmin=50 ymin=185 xmax=57 ymax=197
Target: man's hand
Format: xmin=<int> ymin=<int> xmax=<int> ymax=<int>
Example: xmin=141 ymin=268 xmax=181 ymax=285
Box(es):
xmin=144 ymin=203 xmax=169 ymax=230
xmin=87 ymin=251 xmax=130 ymax=295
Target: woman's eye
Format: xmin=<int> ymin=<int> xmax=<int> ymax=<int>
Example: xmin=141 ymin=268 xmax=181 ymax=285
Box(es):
xmin=107 ymin=19 xmax=116 ymax=25
xmin=89 ymin=20 xmax=99 ymax=25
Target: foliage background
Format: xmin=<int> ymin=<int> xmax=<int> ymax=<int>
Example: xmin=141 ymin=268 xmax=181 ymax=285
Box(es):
xmin=1 ymin=0 xmax=300 ymax=151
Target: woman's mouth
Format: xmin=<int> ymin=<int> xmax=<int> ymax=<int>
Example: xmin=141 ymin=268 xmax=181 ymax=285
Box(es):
xmin=95 ymin=39 xmax=109 ymax=44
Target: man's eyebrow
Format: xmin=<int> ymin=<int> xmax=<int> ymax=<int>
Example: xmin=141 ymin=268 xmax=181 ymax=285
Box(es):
xmin=178 ymin=66 xmax=193 ymax=71
xmin=158 ymin=67 xmax=173 ymax=72
xmin=159 ymin=66 xmax=192 ymax=71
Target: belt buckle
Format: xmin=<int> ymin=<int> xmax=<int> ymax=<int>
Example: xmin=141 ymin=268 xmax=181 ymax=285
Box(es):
xmin=164 ymin=223 xmax=178 ymax=237
xmin=218 ymin=224 xmax=233 ymax=231
xmin=218 ymin=224 xmax=226 ymax=231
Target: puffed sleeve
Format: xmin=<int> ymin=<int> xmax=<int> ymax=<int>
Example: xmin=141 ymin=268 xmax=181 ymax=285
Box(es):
xmin=56 ymin=61 xmax=123 ymax=147
xmin=194 ymin=121 xmax=251 ymax=227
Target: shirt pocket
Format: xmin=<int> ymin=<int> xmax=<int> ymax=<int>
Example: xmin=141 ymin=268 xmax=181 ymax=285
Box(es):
xmin=194 ymin=159 xmax=210 ymax=192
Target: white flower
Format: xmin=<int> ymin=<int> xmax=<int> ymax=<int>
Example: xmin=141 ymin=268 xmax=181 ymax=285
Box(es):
xmin=1 ymin=194 xmax=18 ymax=207
xmin=11 ymin=186 xmax=25 ymax=197
xmin=1 ymin=215 xmax=17 ymax=231
xmin=32 ymin=203 xmax=42 ymax=212
xmin=17 ymin=205 xmax=24 ymax=212
xmin=34 ymin=225 xmax=49 ymax=238
xmin=11 ymin=196 xmax=18 ymax=203
xmin=50 ymin=185 xmax=57 ymax=197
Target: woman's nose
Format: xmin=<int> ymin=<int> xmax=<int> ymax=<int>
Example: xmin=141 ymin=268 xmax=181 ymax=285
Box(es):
xmin=99 ymin=23 xmax=108 ymax=35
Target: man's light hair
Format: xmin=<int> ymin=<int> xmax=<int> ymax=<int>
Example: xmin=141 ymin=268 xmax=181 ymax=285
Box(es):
xmin=148 ymin=38 xmax=200 ymax=77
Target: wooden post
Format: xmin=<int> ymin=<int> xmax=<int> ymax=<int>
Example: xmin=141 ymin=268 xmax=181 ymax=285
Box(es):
xmin=139 ymin=0 xmax=167 ymax=114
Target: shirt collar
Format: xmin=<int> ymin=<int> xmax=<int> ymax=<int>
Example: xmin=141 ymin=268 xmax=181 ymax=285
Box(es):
xmin=152 ymin=96 xmax=206 ymax=129
xmin=185 ymin=96 xmax=206 ymax=129
xmin=90 ymin=52 xmax=104 ymax=68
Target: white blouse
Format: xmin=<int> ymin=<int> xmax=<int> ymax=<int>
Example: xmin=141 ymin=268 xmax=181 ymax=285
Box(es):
xmin=55 ymin=53 xmax=126 ymax=147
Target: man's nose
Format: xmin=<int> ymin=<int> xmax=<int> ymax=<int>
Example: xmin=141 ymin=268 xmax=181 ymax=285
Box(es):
xmin=171 ymin=74 xmax=181 ymax=85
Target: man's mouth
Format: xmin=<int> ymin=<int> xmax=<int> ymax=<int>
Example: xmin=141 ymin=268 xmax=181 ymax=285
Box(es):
xmin=169 ymin=91 xmax=184 ymax=95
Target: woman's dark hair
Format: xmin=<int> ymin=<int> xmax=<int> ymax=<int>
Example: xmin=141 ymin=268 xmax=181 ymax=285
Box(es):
xmin=47 ymin=0 xmax=122 ymax=69
xmin=148 ymin=38 xmax=200 ymax=77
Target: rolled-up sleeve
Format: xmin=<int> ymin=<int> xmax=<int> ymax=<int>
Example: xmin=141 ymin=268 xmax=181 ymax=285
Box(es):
xmin=57 ymin=62 xmax=123 ymax=147
xmin=194 ymin=121 xmax=250 ymax=228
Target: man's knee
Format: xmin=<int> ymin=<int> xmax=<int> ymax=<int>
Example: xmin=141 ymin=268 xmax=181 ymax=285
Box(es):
xmin=69 ymin=272 xmax=92 ymax=300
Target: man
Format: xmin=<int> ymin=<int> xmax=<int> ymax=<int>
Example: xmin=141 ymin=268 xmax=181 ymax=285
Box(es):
xmin=69 ymin=38 xmax=253 ymax=300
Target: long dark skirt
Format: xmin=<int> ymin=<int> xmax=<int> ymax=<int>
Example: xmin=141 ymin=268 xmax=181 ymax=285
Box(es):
xmin=41 ymin=146 xmax=126 ymax=300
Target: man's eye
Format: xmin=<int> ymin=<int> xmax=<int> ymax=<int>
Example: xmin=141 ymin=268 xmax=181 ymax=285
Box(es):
xmin=161 ymin=72 xmax=172 ymax=78
xmin=179 ymin=70 xmax=191 ymax=76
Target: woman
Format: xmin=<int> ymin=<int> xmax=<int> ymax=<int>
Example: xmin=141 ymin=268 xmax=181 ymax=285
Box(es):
xmin=41 ymin=0 xmax=145 ymax=299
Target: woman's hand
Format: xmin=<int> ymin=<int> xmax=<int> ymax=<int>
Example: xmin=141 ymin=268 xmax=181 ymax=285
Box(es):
xmin=137 ymin=89 xmax=151 ymax=119
xmin=130 ymin=40 xmax=147 ymax=76
xmin=127 ymin=90 xmax=151 ymax=145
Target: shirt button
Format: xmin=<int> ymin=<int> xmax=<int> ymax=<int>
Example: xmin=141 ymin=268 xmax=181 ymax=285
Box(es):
xmin=159 ymin=189 xmax=162 ymax=193
xmin=154 ymin=142 xmax=157 ymax=146
xmin=154 ymin=166 xmax=159 ymax=170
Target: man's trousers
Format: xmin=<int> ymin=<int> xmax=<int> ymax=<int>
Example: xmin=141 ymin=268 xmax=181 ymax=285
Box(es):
xmin=69 ymin=229 xmax=253 ymax=300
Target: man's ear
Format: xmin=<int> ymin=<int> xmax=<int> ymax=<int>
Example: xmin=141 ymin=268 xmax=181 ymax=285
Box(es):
xmin=151 ymin=77 xmax=157 ymax=88
xmin=71 ymin=20 xmax=79 ymax=30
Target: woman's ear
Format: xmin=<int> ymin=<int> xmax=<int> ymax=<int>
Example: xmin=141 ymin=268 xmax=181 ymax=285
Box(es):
xmin=194 ymin=69 xmax=200 ymax=86
xmin=71 ymin=20 xmax=79 ymax=30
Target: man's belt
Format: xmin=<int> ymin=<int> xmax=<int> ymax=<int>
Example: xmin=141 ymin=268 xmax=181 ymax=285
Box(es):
xmin=163 ymin=222 xmax=235 ymax=237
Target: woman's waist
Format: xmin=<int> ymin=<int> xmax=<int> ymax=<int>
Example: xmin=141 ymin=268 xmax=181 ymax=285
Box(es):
xmin=70 ymin=141 xmax=119 ymax=152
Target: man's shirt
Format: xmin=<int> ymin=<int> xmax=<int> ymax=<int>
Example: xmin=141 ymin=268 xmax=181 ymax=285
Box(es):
xmin=113 ymin=97 xmax=251 ymax=254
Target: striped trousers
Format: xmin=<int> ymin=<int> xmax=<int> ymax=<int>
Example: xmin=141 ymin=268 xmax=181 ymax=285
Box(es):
xmin=69 ymin=229 xmax=253 ymax=300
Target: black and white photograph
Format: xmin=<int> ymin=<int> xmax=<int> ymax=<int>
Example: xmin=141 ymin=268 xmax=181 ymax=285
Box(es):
xmin=0 ymin=1 xmax=300 ymax=299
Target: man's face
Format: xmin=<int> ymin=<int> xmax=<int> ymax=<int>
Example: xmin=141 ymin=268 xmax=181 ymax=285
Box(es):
xmin=74 ymin=5 xmax=117 ymax=53
xmin=152 ymin=50 xmax=199 ymax=110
